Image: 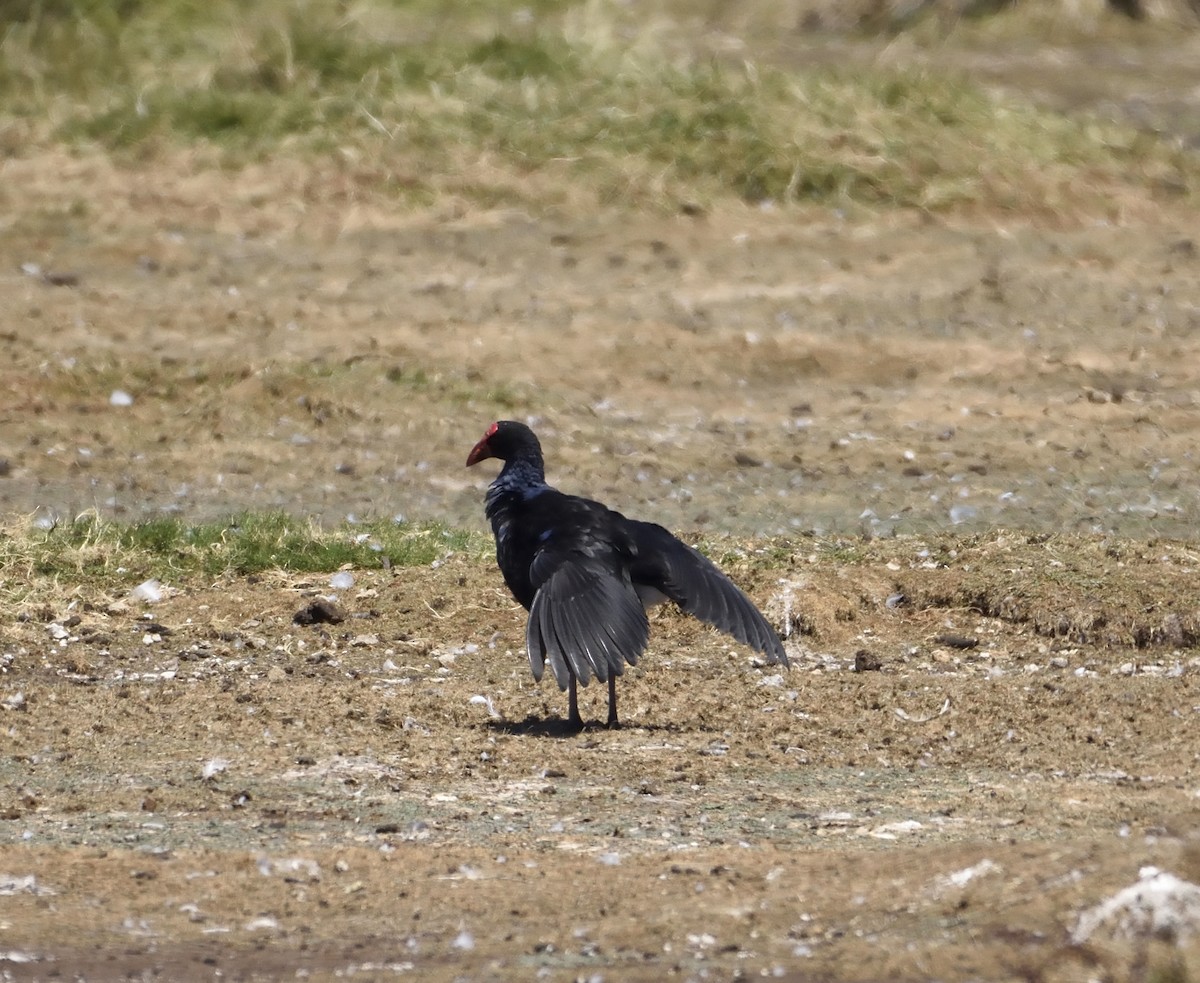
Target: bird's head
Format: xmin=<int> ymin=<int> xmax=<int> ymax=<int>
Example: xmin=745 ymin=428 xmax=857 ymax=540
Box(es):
xmin=466 ymin=420 xmax=542 ymax=467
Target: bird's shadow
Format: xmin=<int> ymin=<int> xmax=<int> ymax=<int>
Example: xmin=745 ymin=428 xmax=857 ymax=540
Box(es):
xmin=486 ymin=715 xmax=698 ymax=738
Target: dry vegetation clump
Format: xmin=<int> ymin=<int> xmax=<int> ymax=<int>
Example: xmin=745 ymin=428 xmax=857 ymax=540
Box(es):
xmin=890 ymin=534 xmax=1200 ymax=648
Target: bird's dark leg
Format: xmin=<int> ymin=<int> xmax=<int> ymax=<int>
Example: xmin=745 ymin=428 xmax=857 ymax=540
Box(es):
xmin=606 ymin=675 xmax=620 ymax=729
xmin=567 ymin=676 xmax=583 ymax=730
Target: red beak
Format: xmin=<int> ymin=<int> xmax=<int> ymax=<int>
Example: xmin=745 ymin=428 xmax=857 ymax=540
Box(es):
xmin=466 ymin=436 xmax=493 ymax=467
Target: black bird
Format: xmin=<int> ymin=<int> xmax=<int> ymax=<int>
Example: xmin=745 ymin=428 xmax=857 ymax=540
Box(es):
xmin=466 ymin=420 xmax=788 ymax=729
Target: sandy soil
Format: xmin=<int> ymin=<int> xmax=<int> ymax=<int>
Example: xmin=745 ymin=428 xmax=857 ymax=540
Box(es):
xmin=1 ymin=536 xmax=1199 ymax=981
xmin=3 ymin=28 xmax=1200 ymax=983
xmin=5 ymin=170 xmax=1200 ymax=542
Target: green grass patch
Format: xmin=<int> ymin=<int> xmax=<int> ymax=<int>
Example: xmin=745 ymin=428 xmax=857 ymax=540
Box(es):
xmin=3 ymin=511 xmax=490 ymax=587
xmin=1 ymin=0 xmax=1193 ymax=211
xmin=7 ymin=516 xmax=1200 ymax=655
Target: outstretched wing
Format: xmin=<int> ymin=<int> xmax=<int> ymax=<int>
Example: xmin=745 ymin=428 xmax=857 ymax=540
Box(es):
xmin=627 ymin=521 xmax=788 ymax=666
xmin=526 ymin=545 xmax=650 ymax=691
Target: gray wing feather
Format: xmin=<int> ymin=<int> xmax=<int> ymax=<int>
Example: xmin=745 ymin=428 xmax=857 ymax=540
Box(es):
xmin=631 ymin=523 xmax=788 ymax=667
xmin=527 ymin=557 xmax=649 ymax=692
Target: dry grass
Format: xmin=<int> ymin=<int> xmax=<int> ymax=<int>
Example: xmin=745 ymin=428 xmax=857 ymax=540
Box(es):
xmin=0 ymin=0 xmax=1195 ymax=214
xmin=649 ymin=0 xmax=1200 ymax=34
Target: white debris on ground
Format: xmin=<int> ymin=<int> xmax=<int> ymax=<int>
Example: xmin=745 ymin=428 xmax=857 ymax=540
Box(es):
xmin=256 ymin=857 xmax=321 ymax=881
xmin=129 ymin=579 xmax=163 ymax=604
xmin=469 ymin=694 xmax=502 ymax=719
xmin=434 ymin=642 xmax=478 ymax=670
xmin=768 ymin=577 xmax=807 ymax=642
xmin=334 ymin=962 xmax=416 ymax=976
xmin=201 ymin=758 xmax=229 ymax=780
xmin=0 ymin=874 xmax=55 ymax=896
xmin=932 ymin=859 xmax=1002 ymax=896
xmin=329 ymin=570 xmax=354 ymax=590
xmin=31 ymin=509 xmax=58 ymax=531
xmin=1072 ymin=866 xmax=1200 ymax=944
xmin=865 ymin=820 xmax=923 ymax=840
xmin=949 ymin=504 xmax=978 ymax=525
xmin=109 ymin=389 xmax=134 ymax=407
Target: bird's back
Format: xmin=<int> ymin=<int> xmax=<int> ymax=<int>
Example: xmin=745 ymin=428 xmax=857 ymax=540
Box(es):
xmin=488 ymin=483 xmax=633 ymax=610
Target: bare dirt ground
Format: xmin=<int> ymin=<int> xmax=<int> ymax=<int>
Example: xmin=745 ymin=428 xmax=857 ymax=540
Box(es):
xmin=4 ymin=27 xmax=1200 ymax=983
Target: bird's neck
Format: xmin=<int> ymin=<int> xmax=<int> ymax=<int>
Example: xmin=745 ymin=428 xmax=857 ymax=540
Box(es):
xmin=485 ymin=456 xmax=548 ymax=524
